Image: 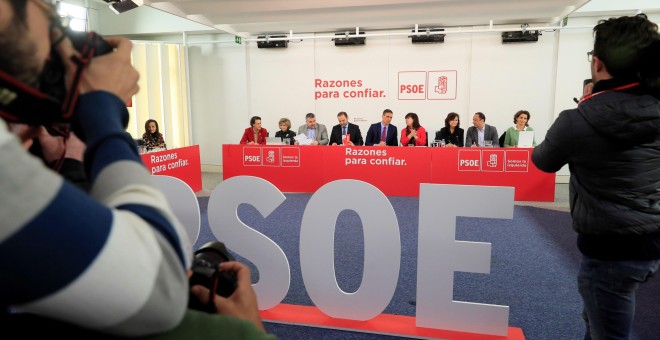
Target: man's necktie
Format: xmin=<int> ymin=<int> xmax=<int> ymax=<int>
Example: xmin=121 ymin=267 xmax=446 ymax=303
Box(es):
xmin=381 ymin=126 xmax=387 ymax=142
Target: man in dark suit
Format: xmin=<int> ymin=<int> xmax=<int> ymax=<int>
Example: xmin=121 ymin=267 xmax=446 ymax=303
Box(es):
xmin=465 ymin=112 xmax=499 ymax=147
xmin=329 ymin=111 xmax=363 ymax=146
xmin=365 ymin=109 xmax=398 ymax=146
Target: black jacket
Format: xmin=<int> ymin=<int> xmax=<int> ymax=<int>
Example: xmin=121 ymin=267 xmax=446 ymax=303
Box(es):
xmin=329 ymin=123 xmax=364 ymax=146
xmin=532 ymin=78 xmax=660 ymax=260
xmin=275 ymin=130 xmax=296 ymax=145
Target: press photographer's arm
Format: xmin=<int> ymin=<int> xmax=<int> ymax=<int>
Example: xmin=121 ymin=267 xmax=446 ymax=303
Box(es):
xmin=0 ymin=1 xmax=190 ymax=337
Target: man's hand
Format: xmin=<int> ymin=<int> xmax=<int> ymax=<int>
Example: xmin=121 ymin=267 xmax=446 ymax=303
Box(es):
xmin=581 ymin=82 xmax=594 ymax=100
xmin=311 ymin=141 xmax=319 ymax=146
xmin=191 ymin=261 xmax=265 ymax=331
xmin=55 ymin=36 xmax=139 ymax=103
xmin=378 ymin=141 xmax=387 ymax=146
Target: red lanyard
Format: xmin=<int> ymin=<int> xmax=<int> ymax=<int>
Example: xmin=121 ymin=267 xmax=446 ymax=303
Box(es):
xmin=578 ymin=82 xmax=640 ymax=105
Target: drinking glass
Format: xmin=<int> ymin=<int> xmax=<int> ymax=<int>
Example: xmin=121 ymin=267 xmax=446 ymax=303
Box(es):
xmin=484 ymin=140 xmax=493 ymax=148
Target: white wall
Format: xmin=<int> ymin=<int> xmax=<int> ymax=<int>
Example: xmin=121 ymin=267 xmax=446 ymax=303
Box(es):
xmin=186 ymin=27 xmax=562 ymax=167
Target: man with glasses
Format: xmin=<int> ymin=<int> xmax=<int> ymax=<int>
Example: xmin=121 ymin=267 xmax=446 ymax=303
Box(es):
xmin=329 ymin=111 xmax=363 ymax=146
xmin=533 ymin=14 xmax=660 ymax=339
xmin=0 ymin=1 xmax=272 ymax=338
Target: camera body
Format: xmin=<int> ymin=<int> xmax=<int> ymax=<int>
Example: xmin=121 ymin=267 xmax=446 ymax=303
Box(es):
xmin=188 ymin=241 xmax=238 ymax=313
xmin=0 ymin=28 xmax=112 ymax=126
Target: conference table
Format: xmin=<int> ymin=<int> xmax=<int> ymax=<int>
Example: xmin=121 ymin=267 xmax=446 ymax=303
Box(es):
xmin=140 ymin=145 xmax=203 ymax=192
xmin=222 ymin=144 xmax=555 ymax=201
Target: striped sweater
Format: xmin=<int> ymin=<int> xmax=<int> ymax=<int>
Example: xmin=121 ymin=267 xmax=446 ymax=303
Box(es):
xmin=0 ymin=92 xmax=192 ymax=336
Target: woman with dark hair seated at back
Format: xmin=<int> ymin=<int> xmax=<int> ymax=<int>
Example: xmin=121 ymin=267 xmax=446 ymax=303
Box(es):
xmin=504 ymin=110 xmax=536 ymax=147
xmin=143 ymin=119 xmax=167 ymax=149
xmin=400 ymin=112 xmax=427 ymax=146
xmin=274 ymin=117 xmax=296 ymax=145
xmin=240 ymin=116 xmax=268 ymax=145
xmin=436 ymin=112 xmax=464 ymax=147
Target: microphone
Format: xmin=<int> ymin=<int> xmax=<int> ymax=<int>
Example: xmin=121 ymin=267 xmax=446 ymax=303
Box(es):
xmin=573 ymin=97 xmax=579 ymax=104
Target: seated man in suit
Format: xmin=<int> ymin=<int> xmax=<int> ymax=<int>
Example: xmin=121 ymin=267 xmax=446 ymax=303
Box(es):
xmin=466 ymin=112 xmax=499 ymax=147
xmin=365 ymin=109 xmax=398 ymax=146
xmin=297 ymin=113 xmax=329 ymax=145
xmin=330 ymin=111 xmax=364 ymax=146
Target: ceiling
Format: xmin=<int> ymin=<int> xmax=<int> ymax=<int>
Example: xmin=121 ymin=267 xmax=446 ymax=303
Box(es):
xmin=144 ymin=0 xmax=592 ymax=37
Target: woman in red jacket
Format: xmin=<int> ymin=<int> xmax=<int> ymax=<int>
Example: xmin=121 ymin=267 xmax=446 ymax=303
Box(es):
xmin=240 ymin=116 xmax=268 ymax=144
xmin=400 ymin=112 xmax=427 ymax=146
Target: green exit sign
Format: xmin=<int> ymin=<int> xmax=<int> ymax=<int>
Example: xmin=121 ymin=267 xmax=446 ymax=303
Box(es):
xmin=235 ymin=36 xmax=242 ymax=44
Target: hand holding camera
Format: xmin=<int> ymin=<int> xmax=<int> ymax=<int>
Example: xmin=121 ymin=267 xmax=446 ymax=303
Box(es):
xmin=191 ymin=261 xmax=265 ymax=331
xmin=53 ymin=34 xmax=139 ymax=105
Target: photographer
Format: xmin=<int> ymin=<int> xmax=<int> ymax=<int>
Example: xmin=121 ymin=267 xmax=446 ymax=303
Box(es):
xmin=1 ymin=1 xmax=272 ymax=338
xmin=532 ymin=14 xmax=660 ymax=339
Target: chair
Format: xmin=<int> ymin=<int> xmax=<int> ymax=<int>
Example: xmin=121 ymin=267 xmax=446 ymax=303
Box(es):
xmin=425 ymin=131 xmax=429 ymax=146
xmin=499 ymin=131 xmax=506 ymax=147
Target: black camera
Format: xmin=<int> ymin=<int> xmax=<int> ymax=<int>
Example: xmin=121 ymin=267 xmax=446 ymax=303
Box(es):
xmin=0 ymin=28 xmax=114 ymax=127
xmin=39 ymin=28 xmax=114 ymax=123
xmin=188 ymin=241 xmax=238 ymax=313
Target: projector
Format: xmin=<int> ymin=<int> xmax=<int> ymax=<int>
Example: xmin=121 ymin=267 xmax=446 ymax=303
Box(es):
xmin=104 ymin=0 xmax=144 ymax=14
xmin=257 ymin=35 xmax=288 ymax=48
xmin=501 ymin=30 xmax=540 ymax=43
xmin=410 ymin=28 xmax=445 ymax=44
xmin=333 ymin=32 xmax=366 ymax=46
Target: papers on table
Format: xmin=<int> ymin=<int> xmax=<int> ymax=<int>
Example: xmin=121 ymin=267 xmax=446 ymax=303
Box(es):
xmin=517 ymin=131 xmax=534 ymax=148
xmin=294 ymin=133 xmax=313 ymax=145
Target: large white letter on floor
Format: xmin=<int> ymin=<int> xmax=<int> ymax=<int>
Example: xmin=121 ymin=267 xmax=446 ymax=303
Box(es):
xmin=208 ymin=176 xmax=289 ymax=310
xmin=300 ymin=180 xmax=401 ymax=320
xmin=417 ymin=184 xmax=513 ymax=336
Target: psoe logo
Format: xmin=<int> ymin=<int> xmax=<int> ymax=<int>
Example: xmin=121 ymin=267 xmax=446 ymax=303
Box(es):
xmin=243 ymin=147 xmax=262 ymax=166
xmin=262 ymin=147 xmax=281 ymax=167
xmin=427 ymin=71 xmax=457 ymax=100
xmin=458 ymin=150 xmax=481 ymax=171
xmin=481 ymin=150 xmax=505 ymax=172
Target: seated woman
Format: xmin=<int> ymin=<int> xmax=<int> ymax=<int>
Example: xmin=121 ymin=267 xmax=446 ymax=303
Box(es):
xmin=142 ymin=119 xmax=167 ymax=150
xmin=274 ymin=118 xmax=296 ymax=145
xmin=400 ymin=112 xmax=427 ymax=146
xmin=435 ymin=112 xmax=464 ymax=147
xmin=240 ymin=116 xmax=268 ymax=144
xmin=504 ymin=110 xmax=536 ymax=147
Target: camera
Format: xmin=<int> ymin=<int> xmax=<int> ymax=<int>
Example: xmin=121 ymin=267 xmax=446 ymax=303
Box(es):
xmin=188 ymin=241 xmax=238 ymax=313
xmin=38 ymin=28 xmax=113 ymax=124
xmin=0 ymin=28 xmax=114 ymax=127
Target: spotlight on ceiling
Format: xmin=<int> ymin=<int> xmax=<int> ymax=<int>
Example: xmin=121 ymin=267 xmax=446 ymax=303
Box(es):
xmin=502 ymin=24 xmax=540 ymax=43
xmin=333 ymin=31 xmax=366 ymax=46
xmin=409 ymin=28 xmax=445 ymax=44
xmin=257 ymin=35 xmax=289 ymax=49
xmin=104 ymin=0 xmax=144 ymax=14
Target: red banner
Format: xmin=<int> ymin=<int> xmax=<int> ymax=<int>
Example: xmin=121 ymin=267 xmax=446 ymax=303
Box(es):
xmin=141 ymin=145 xmax=202 ymax=192
xmin=223 ymin=145 xmax=555 ymax=201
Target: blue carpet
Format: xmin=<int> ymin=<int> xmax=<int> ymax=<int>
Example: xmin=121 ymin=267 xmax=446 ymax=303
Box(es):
xmin=194 ymin=195 xmax=660 ymax=340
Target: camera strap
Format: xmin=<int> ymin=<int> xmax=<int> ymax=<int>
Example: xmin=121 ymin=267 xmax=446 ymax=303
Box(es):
xmin=0 ymin=32 xmax=102 ymax=127
xmin=0 ymin=69 xmax=62 ymax=125
xmin=61 ymin=34 xmax=101 ymax=122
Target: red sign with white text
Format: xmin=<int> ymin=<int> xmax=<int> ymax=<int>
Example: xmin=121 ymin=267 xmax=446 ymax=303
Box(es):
xmin=457 ymin=150 xmax=481 ymax=171
xmin=281 ymin=147 xmax=301 ymax=167
xmin=141 ymin=145 xmax=202 ymax=192
xmin=482 ymin=150 xmax=506 ymax=172
xmin=262 ymin=147 xmax=281 ymax=167
xmin=505 ymin=150 xmax=530 ymax=172
xmin=223 ymin=145 xmax=555 ymax=201
xmin=243 ymin=147 xmax=262 ymax=166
